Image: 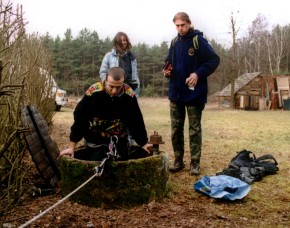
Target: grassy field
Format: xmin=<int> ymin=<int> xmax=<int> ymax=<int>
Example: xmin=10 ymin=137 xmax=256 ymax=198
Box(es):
xmin=140 ymin=97 xmax=290 ymax=162
xmin=17 ymin=97 xmax=289 ymax=227
xmin=139 ymin=98 xmax=290 ymax=226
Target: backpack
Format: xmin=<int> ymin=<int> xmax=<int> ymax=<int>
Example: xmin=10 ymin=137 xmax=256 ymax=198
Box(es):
xmin=216 ymin=149 xmax=279 ymax=184
xmin=170 ymin=35 xmax=199 ymax=50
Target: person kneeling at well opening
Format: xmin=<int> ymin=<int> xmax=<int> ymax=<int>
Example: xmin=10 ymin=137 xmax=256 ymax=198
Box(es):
xmin=59 ymin=67 xmax=151 ymax=161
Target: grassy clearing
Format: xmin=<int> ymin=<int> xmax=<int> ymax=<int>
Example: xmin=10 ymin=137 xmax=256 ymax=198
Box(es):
xmin=139 ymin=97 xmax=289 ymax=168
xmin=53 ymin=97 xmax=289 ymax=227
xmin=138 ymin=97 xmax=290 ymax=226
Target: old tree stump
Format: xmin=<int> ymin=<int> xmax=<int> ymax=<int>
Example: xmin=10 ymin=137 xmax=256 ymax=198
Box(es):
xmin=60 ymin=150 xmax=170 ymax=208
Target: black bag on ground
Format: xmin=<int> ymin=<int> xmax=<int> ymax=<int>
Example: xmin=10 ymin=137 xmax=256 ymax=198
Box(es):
xmin=216 ymin=149 xmax=279 ymax=184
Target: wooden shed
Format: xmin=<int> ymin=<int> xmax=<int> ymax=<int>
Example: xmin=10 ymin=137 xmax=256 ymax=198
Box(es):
xmin=217 ymin=72 xmax=290 ymax=110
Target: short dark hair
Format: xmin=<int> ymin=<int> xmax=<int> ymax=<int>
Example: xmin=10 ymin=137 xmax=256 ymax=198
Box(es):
xmin=106 ymin=67 xmax=125 ymax=81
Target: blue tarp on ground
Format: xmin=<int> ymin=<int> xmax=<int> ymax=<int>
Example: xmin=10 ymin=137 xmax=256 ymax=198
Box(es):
xmin=194 ymin=175 xmax=251 ymax=200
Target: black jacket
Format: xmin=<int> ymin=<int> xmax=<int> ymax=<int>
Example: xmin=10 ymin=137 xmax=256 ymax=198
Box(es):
xmin=70 ymin=82 xmax=148 ymax=147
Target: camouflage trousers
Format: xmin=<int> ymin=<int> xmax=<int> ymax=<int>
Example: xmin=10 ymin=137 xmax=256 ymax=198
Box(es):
xmin=170 ymin=101 xmax=205 ymax=163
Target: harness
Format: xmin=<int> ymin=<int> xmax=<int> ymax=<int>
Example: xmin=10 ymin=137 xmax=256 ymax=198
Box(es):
xmin=94 ymin=135 xmax=120 ymax=177
xmin=89 ymin=118 xmax=128 ymax=138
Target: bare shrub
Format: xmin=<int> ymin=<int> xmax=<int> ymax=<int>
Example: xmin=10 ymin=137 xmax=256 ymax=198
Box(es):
xmin=0 ymin=0 xmax=56 ymax=221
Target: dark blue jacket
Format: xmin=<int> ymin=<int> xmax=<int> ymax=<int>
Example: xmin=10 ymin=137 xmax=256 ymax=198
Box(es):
xmin=165 ymin=29 xmax=220 ymax=105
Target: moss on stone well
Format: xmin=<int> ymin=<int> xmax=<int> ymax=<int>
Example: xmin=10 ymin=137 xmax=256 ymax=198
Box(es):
xmin=60 ymin=152 xmax=170 ymax=208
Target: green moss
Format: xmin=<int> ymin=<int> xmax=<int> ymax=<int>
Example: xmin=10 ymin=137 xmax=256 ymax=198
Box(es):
xmin=60 ymin=152 xmax=170 ymax=208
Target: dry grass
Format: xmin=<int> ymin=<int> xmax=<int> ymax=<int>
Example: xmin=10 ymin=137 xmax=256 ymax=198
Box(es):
xmin=139 ymin=97 xmax=290 ymax=226
xmin=139 ymin=97 xmax=290 ymax=165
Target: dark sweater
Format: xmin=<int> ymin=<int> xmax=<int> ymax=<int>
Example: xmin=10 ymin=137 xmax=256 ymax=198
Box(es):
xmin=70 ymin=82 xmax=148 ymax=147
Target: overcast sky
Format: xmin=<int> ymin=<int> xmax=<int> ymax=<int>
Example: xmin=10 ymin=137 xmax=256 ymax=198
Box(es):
xmin=11 ymin=0 xmax=290 ymax=47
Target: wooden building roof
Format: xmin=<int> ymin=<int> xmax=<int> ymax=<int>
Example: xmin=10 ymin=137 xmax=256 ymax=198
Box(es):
xmin=218 ymin=72 xmax=262 ymax=96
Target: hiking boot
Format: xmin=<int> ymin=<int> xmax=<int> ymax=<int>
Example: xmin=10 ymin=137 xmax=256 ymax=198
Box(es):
xmin=169 ymin=160 xmax=185 ymax=173
xmin=189 ymin=162 xmax=200 ymax=175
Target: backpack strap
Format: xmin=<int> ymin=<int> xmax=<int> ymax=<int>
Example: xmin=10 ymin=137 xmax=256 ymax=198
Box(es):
xmin=255 ymin=154 xmax=278 ymax=165
xmin=192 ymin=35 xmax=199 ymax=49
xmin=253 ymin=154 xmax=279 ymax=174
xmin=170 ymin=35 xmax=199 ymax=49
xmin=170 ymin=36 xmax=178 ymax=48
xmin=229 ymin=149 xmax=256 ymax=169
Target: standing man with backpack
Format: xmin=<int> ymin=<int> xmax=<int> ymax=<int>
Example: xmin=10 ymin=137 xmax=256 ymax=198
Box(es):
xmin=163 ymin=12 xmax=220 ymax=175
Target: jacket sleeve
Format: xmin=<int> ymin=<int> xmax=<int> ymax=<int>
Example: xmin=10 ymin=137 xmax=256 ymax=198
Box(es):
xmin=165 ymin=42 xmax=173 ymax=64
xmin=99 ymin=53 xmax=110 ymax=81
xmin=127 ymin=96 xmax=148 ymax=147
xmin=164 ymin=36 xmax=177 ymax=64
xmin=69 ymin=95 xmax=91 ymax=143
xmin=194 ymin=36 xmax=220 ymax=80
xmin=131 ymin=58 xmax=140 ymax=87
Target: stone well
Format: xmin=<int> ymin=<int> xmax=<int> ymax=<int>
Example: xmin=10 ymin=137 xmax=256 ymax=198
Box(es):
xmin=60 ymin=150 xmax=170 ymax=208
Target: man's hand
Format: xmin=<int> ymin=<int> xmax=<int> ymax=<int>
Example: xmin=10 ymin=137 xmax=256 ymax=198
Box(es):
xmin=59 ymin=141 xmax=76 ymax=158
xmin=162 ymin=62 xmax=172 ymax=79
xmin=185 ymin=72 xmax=199 ymax=87
xmin=142 ymin=143 xmax=152 ymax=154
xmin=59 ymin=148 xmax=75 ymax=158
xmin=162 ymin=69 xmax=171 ymax=79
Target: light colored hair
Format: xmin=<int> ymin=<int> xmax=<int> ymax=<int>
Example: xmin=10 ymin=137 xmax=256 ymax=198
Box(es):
xmin=173 ymin=12 xmax=194 ymax=30
xmin=173 ymin=12 xmax=191 ymax=24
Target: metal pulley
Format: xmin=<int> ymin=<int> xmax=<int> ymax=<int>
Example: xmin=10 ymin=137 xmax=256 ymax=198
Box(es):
xmin=148 ymin=131 xmax=164 ymax=155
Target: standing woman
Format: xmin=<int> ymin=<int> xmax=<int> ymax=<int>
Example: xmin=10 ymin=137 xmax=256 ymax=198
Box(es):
xmin=99 ymin=32 xmax=140 ymax=96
